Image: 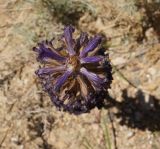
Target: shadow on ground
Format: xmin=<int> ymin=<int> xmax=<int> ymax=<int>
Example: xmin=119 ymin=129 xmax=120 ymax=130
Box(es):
xmin=41 ymin=0 xmax=95 ymax=27
xmin=104 ymin=89 xmax=160 ymax=131
xmin=137 ymin=1 xmax=160 ymax=41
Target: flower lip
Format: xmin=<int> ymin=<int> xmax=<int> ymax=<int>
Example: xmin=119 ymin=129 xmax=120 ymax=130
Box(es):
xmin=33 ymin=42 xmax=66 ymax=62
xmin=80 ymin=67 xmax=106 ymax=90
xmin=64 ymin=25 xmax=76 ymax=56
xmin=80 ymin=56 xmax=103 ymax=64
xmin=54 ymin=69 xmax=73 ymax=92
xmin=80 ymin=35 xmax=102 ymax=58
xmin=35 ymin=65 xmax=66 ymax=76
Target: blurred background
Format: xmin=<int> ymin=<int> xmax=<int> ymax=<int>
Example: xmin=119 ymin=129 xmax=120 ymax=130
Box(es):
xmin=0 ymin=0 xmax=160 ymax=149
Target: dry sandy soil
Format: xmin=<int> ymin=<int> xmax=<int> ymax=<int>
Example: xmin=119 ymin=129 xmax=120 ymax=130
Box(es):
xmin=0 ymin=0 xmax=160 ymax=149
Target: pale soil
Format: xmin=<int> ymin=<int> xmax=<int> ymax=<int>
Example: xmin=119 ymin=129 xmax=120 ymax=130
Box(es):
xmin=0 ymin=0 xmax=160 ymax=149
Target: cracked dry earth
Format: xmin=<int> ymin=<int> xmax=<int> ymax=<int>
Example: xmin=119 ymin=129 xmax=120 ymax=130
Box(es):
xmin=0 ymin=0 xmax=160 ymax=149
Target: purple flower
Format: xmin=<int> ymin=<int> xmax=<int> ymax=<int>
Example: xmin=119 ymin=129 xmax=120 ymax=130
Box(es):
xmin=33 ymin=25 xmax=112 ymax=114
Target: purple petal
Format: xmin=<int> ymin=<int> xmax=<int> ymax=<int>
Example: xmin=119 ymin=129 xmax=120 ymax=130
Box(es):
xmin=75 ymin=32 xmax=88 ymax=51
xmin=80 ymin=35 xmax=102 ymax=58
xmin=80 ymin=67 xmax=105 ymax=89
xmin=79 ymin=32 xmax=88 ymax=46
xmin=33 ymin=42 xmax=66 ymax=62
xmin=64 ymin=26 xmax=76 ymax=55
xmin=36 ymin=65 xmax=66 ymax=76
xmin=54 ymin=69 xmax=73 ymax=92
xmin=80 ymin=56 xmax=103 ymax=64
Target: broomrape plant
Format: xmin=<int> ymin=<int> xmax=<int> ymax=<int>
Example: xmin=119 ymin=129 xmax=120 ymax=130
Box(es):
xmin=33 ymin=25 xmax=112 ymax=114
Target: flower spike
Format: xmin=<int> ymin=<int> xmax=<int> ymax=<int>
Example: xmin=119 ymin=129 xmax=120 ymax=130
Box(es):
xmin=33 ymin=26 xmax=112 ymax=114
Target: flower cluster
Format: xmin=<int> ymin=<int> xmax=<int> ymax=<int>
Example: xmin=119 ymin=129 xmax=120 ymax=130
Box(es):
xmin=33 ymin=25 xmax=112 ymax=114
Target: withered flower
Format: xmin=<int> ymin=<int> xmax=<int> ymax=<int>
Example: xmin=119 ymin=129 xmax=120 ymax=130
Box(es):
xmin=33 ymin=25 xmax=112 ymax=114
